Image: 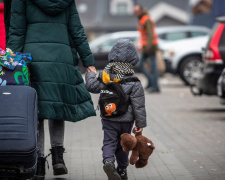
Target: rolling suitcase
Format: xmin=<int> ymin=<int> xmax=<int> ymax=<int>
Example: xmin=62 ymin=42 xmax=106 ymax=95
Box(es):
xmin=0 ymin=86 xmax=38 ymax=179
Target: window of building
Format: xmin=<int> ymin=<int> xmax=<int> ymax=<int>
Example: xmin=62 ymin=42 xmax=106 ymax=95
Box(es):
xmin=117 ymin=3 xmax=128 ymax=15
xmin=110 ymin=0 xmax=133 ymax=16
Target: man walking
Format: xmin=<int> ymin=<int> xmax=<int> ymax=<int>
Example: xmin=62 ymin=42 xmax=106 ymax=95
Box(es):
xmin=134 ymin=4 xmax=160 ymax=93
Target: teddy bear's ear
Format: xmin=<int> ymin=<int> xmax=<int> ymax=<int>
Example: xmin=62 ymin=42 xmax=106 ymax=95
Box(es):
xmin=121 ymin=133 xmax=129 ymax=138
xmin=121 ymin=133 xmax=137 ymax=150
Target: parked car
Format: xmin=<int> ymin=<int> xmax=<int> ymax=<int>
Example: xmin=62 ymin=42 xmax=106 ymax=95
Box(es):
xmin=217 ymin=68 xmax=225 ymax=104
xmin=84 ymin=26 xmax=210 ymax=72
xmin=191 ymin=16 xmax=225 ymax=96
xmin=162 ymin=36 xmax=209 ymax=85
xmin=157 ymin=26 xmax=209 ymax=43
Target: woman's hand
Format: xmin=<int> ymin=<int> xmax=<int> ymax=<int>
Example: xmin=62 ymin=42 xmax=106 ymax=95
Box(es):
xmin=87 ymin=66 xmax=97 ymax=74
xmin=133 ymin=127 xmax=143 ymax=135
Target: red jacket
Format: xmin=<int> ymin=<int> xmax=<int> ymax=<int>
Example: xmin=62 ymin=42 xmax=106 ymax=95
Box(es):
xmin=0 ymin=3 xmax=5 ymax=50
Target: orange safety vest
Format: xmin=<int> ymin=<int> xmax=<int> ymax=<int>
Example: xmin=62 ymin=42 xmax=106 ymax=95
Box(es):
xmin=137 ymin=15 xmax=158 ymax=47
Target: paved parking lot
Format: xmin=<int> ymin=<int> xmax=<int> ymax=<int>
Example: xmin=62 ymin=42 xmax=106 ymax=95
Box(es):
xmin=44 ymin=74 xmax=225 ymax=180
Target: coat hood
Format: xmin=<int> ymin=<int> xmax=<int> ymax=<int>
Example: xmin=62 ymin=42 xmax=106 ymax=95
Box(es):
xmin=108 ymin=39 xmax=139 ymax=66
xmin=31 ymin=0 xmax=74 ymax=16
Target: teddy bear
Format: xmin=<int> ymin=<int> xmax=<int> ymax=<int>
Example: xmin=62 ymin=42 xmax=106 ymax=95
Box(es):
xmin=120 ymin=130 xmax=155 ymax=168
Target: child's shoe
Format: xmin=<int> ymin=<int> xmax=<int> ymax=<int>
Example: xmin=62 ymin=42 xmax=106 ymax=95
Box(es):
xmin=117 ymin=168 xmax=128 ymax=180
xmin=103 ymin=161 xmax=122 ymax=180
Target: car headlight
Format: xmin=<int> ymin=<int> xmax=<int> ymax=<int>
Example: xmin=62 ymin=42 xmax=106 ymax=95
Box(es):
xmin=163 ymin=49 xmax=175 ymax=59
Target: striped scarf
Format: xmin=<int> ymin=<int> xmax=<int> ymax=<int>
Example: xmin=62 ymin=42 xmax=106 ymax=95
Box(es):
xmin=104 ymin=62 xmax=134 ymax=80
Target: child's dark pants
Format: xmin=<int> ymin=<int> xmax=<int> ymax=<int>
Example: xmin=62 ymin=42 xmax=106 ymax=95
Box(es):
xmin=102 ymin=119 xmax=134 ymax=169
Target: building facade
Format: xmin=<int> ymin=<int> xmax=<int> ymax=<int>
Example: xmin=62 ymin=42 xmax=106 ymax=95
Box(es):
xmin=76 ymin=0 xmax=190 ymax=40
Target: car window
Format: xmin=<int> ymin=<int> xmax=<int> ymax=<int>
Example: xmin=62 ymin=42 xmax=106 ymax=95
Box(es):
xmin=101 ymin=39 xmax=120 ymax=52
xmin=190 ymin=31 xmax=208 ymax=38
xmin=158 ymin=33 xmax=166 ymax=40
xmin=89 ymin=35 xmax=110 ymax=49
xmin=100 ymin=37 xmax=137 ymax=52
xmin=164 ymin=32 xmax=188 ymax=41
xmin=127 ymin=37 xmax=138 ymax=46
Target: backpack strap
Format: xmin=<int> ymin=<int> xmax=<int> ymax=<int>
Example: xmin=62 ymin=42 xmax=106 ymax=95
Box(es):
xmin=97 ymin=77 xmax=106 ymax=85
xmin=121 ymin=77 xmax=140 ymax=84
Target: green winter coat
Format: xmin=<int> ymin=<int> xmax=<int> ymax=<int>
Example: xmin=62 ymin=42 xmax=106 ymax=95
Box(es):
xmin=7 ymin=0 xmax=96 ymax=122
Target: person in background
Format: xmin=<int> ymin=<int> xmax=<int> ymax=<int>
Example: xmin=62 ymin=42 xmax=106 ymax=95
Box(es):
xmin=0 ymin=0 xmax=5 ymax=50
xmin=5 ymin=0 xmax=96 ymax=179
xmin=134 ymin=4 xmax=160 ymax=93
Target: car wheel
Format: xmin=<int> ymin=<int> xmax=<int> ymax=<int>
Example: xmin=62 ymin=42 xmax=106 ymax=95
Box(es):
xmin=179 ymin=56 xmax=203 ymax=85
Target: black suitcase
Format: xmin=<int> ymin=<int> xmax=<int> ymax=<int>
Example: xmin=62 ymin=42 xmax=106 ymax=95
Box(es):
xmin=0 ymin=86 xmax=38 ymax=179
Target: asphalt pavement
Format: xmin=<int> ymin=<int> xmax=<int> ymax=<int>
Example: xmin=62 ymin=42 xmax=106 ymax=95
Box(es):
xmin=44 ymin=74 xmax=225 ymax=180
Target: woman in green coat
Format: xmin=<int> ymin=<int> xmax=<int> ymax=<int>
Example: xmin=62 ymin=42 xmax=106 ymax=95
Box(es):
xmin=6 ymin=0 xmax=96 ymax=179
